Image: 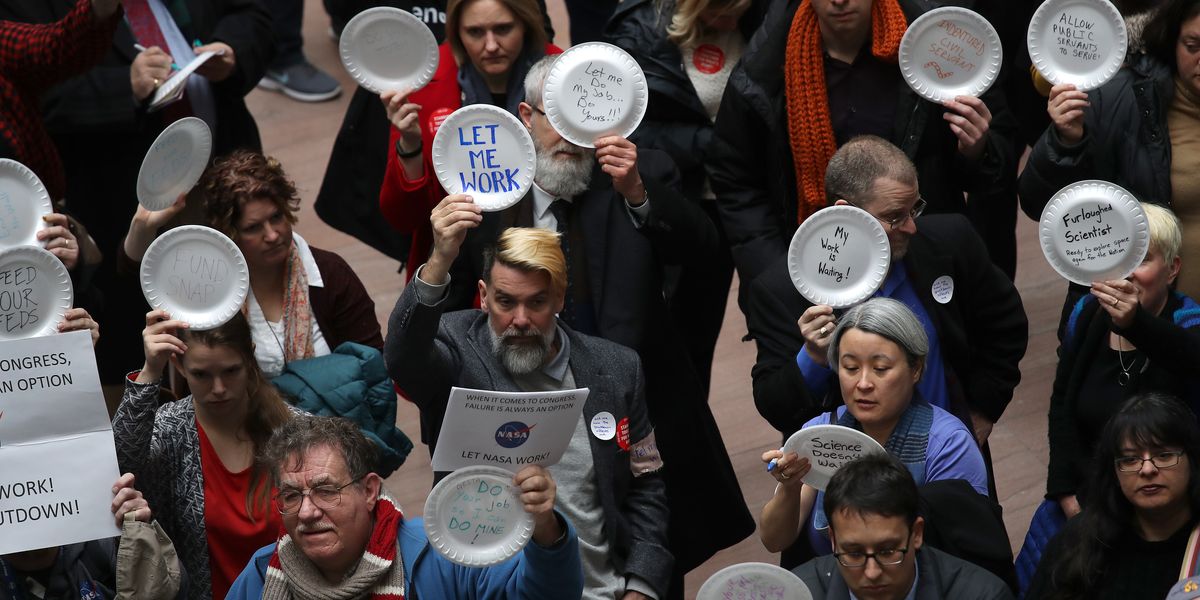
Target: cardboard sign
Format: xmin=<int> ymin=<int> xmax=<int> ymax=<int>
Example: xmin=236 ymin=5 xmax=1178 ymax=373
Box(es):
xmin=0 ymin=330 xmax=121 ymax=554
xmin=431 ymin=387 xmax=588 ymax=473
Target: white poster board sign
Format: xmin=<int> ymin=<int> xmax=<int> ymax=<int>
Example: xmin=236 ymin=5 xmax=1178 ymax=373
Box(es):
xmin=0 ymin=330 xmax=121 ymax=554
xmin=431 ymin=387 xmax=589 ymax=473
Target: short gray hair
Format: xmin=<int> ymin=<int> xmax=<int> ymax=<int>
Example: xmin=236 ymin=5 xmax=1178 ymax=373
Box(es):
xmin=824 ymin=136 xmax=918 ymax=207
xmin=523 ymin=55 xmax=559 ymax=109
xmin=260 ymin=415 xmax=378 ymax=485
xmin=827 ymin=297 xmax=929 ymax=368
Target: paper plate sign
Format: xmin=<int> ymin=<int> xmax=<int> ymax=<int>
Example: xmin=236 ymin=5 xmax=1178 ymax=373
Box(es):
xmin=1027 ymin=0 xmax=1127 ymax=90
xmin=542 ymin=42 xmax=648 ymax=148
xmin=783 ymin=425 xmax=888 ymax=491
xmin=697 ymin=563 xmax=813 ymax=600
xmin=431 ymin=105 xmax=536 ymax=212
xmin=137 ymin=117 xmax=212 ymax=211
xmin=423 ymin=465 xmax=534 ymax=567
xmin=0 ymin=246 xmax=72 ymax=340
xmin=139 ymin=226 xmax=249 ymax=330
xmin=899 ymin=6 xmax=1002 ymax=102
xmin=787 ymin=205 xmax=890 ymax=309
xmin=339 ymin=7 xmax=438 ymax=95
xmin=0 ymin=159 xmax=52 ymax=250
xmin=1039 ymin=180 xmax=1149 ymax=286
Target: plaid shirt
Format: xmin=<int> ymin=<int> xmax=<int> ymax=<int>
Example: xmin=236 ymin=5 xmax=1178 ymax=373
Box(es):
xmin=0 ymin=0 xmax=118 ymax=200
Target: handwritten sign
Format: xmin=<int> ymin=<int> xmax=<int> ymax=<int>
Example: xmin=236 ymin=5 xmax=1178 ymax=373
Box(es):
xmin=441 ymin=474 xmax=522 ymax=548
xmin=141 ymin=225 xmax=248 ymax=330
xmin=165 ymin=245 xmax=230 ymax=307
xmin=0 ymin=191 xmax=18 ymax=242
xmin=431 ymin=105 xmax=534 ymax=211
xmin=340 ymin=7 xmax=438 ymax=95
xmin=1059 ymin=201 xmax=1131 ymax=265
xmin=788 ymin=206 xmax=890 ymax=308
xmin=431 ymin=387 xmax=588 ymax=472
xmin=1050 ymin=9 xmax=1100 ymax=62
xmin=0 ymin=330 xmax=121 ymax=554
xmin=697 ymin=563 xmax=813 ymax=600
xmin=142 ymin=134 xmax=190 ymax=194
xmin=567 ymin=61 xmax=629 ymax=127
xmin=0 ymin=247 xmax=70 ymax=339
xmin=923 ymin=19 xmax=983 ymax=80
xmin=138 ymin=117 xmax=211 ymax=211
xmin=783 ymin=425 xmax=887 ymax=490
xmin=543 ymin=42 xmax=647 ymax=147
xmin=900 ymin=7 xmax=1000 ymax=102
xmin=0 ymin=265 xmax=42 ymax=335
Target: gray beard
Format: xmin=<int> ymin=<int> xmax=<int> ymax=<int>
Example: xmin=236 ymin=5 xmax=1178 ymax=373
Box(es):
xmin=534 ymin=141 xmax=594 ymax=199
xmin=489 ymin=323 xmax=557 ymax=375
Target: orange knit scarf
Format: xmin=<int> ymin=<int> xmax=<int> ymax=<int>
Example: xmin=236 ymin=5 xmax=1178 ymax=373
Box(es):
xmin=784 ymin=0 xmax=908 ymax=223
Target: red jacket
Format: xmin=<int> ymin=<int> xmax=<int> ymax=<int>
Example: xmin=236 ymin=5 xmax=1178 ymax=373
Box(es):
xmin=380 ymin=42 xmax=561 ymax=279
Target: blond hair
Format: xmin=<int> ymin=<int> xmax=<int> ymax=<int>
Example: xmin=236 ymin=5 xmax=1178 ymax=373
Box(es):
xmin=1143 ymin=203 xmax=1183 ymax=264
xmin=482 ymin=228 xmax=567 ymax=296
xmin=663 ymin=0 xmax=751 ymax=48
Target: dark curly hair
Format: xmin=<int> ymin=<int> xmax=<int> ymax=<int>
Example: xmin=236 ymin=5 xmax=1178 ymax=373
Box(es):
xmin=1142 ymin=0 xmax=1200 ymax=71
xmin=199 ymin=150 xmax=300 ymax=240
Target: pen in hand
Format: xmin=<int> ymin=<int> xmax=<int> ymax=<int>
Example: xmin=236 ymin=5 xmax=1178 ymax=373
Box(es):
xmin=133 ymin=44 xmax=180 ymax=70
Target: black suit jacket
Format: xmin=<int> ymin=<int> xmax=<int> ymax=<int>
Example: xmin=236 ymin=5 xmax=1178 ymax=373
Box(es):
xmin=442 ymin=149 xmax=755 ymax=571
xmin=745 ymin=214 xmax=1028 ymax=435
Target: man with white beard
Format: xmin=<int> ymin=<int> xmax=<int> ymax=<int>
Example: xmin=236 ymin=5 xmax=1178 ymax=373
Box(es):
xmin=394 ymin=56 xmax=755 ymax=600
xmin=385 ymin=226 xmax=672 ymax=600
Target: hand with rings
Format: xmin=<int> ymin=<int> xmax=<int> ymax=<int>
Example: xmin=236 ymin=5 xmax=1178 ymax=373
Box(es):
xmin=798 ymin=304 xmax=837 ymax=366
xmin=762 ymin=449 xmax=810 ymax=489
xmin=1091 ymin=278 xmax=1139 ymax=329
xmin=36 ymin=213 xmax=80 ymax=270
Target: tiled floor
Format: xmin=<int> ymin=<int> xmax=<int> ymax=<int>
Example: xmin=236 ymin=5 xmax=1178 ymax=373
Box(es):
xmin=255 ymin=2 xmax=1060 ymax=596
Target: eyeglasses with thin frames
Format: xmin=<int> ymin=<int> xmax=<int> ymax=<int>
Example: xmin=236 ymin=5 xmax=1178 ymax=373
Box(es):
xmin=274 ymin=476 xmax=364 ymax=515
xmin=878 ymin=197 xmax=927 ymax=230
xmin=1115 ymin=451 xmax=1184 ymax=472
xmin=833 ymin=545 xmax=911 ymax=568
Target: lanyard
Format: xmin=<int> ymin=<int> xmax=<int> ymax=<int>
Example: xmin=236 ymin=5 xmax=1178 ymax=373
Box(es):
xmin=0 ymin=560 xmax=26 ymax=600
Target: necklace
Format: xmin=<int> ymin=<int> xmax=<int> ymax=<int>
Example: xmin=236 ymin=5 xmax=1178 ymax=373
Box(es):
xmin=1115 ymin=337 xmax=1149 ymax=387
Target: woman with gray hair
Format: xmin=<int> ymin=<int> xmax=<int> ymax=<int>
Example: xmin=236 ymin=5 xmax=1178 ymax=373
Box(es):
xmin=758 ymin=297 xmax=988 ymax=557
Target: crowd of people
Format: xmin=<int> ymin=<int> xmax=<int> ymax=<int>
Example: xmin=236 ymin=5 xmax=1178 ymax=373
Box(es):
xmin=1 ymin=0 xmax=1200 ymax=598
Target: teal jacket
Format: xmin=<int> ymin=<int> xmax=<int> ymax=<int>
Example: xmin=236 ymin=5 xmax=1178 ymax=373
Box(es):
xmin=226 ymin=516 xmax=583 ymax=600
xmin=272 ymin=342 xmax=413 ymax=477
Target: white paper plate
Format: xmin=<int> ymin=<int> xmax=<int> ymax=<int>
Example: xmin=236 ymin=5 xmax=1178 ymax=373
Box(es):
xmin=0 ymin=159 xmax=52 ymax=249
xmin=1039 ymin=180 xmax=1149 ymax=286
xmin=137 ymin=117 xmax=212 ymax=211
xmin=542 ymin=42 xmax=648 ymax=148
xmin=1027 ymin=0 xmax=1127 ymax=90
xmin=340 ymin=7 xmax=439 ymax=95
xmin=783 ymin=425 xmax=888 ymax=491
xmin=431 ymin=104 xmax=536 ymax=212
xmin=697 ymin=562 xmax=813 ymax=600
xmin=423 ymin=465 xmax=535 ymax=567
xmin=139 ymin=225 xmax=249 ymax=330
xmin=899 ymin=7 xmax=1002 ymax=102
xmin=0 ymin=245 xmax=73 ymax=340
xmin=787 ymin=205 xmax=891 ymax=309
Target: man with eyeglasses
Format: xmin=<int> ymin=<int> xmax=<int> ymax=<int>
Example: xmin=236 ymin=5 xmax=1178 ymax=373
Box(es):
xmin=227 ymin=415 xmax=583 ymax=599
xmin=794 ymin=453 xmax=1013 ymax=599
xmin=745 ymin=139 xmax=1026 ymax=563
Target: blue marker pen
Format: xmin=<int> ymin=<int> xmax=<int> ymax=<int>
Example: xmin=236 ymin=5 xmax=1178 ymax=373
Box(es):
xmin=766 ymin=458 xmax=778 ymax=472
xmin=193 ymin=39 xmax=202 ymax=48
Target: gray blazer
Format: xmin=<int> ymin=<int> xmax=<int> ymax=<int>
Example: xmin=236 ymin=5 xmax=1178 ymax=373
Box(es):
xmin=385 ymin=283 xmax=674 ymax=595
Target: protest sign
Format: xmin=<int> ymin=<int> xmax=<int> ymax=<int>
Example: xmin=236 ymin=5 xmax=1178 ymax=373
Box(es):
xmin=0 ymin=330 xmax=121 ymax=554
xmin=431 ymin=387 xmax=588 ymax=472
xmin=430 ymin=105 xmax=535 ymax=211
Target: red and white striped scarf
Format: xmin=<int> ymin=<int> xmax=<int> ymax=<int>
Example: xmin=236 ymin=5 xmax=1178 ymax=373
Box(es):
xmin=263 ymin=495 xmax=405 ymax=600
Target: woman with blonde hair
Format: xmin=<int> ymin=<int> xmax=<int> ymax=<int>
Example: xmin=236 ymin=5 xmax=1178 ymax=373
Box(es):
xmin=606 ymin=0 xmax=766 ymax=397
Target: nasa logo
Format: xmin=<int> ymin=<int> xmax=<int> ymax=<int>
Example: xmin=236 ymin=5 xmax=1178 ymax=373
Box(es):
xmin=494 ymin=421 xmax=534 ymax=449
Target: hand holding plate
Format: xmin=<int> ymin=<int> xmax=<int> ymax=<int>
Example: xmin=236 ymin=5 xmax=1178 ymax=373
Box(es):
xmin=513 ymin=466 xmax=560 ymax=546
xmin=1048 ymin=84 xmax=1089 ymax=145
xmin=111 ymin=473 xmax=152 ymax=527
xmin=762 ymin=449 xmax=808 ymax=490
xmin=124 ymin=193 xmax=188 ymax=263
xmin=595 ymin=136 xmax=645 ymax=205
xmin=1091 ymin=278 xmax=1139 ymax=329
xmin=59 ymin=307 xmax=100 ymax=347
xmin=943 ymin=95 xmax=992 ymax=161
xmin=381 ymin=89 xmax=423 ymax=152
xmin=131 ymin=46 xmax=174 ymax=102
xmin=194 ymin=42 xmax=236 ymax=82
xmin=138 ymin=309 xmax=188 ymax=384
xmin=37 ymin=213 xmax=79 ymax=271
xmin=798 ymin=304 xmax=837 ymax=366
xmin=425 ymin=194 xmax=482 ymax=284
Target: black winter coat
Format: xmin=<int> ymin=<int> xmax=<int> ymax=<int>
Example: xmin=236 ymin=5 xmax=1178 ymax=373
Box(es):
xmin=706 ymin=0 xmax=1018 ymax=287
xmin=1019 ymin=53 xmax=1176 ymax=219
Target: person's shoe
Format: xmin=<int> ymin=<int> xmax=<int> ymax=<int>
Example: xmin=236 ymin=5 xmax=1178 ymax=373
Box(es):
xmin=258 ymin=59 xmax=342 ymax=102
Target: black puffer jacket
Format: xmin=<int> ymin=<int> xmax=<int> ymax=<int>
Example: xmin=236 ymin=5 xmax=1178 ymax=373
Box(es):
xmin=706 ymin=0 xmax=1017 ymax=286
xmin=604 ymin=0 xmax=767 ymax=201
xmin=1018 ymin=53 xmax=1175 ymax=219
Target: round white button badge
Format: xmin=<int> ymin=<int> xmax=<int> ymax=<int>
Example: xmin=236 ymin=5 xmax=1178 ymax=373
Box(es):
xmin=590 ymin=412 xmax=616 ymax=440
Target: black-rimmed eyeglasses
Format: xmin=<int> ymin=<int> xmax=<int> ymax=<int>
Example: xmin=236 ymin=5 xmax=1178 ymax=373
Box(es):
xmin=833 ymin=546 xmax=911 ymax=568
xmin=274 ymin=476 xmax=364 ymax=515
xmin=1115 ymin=451 xmax=1184 ymax=472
